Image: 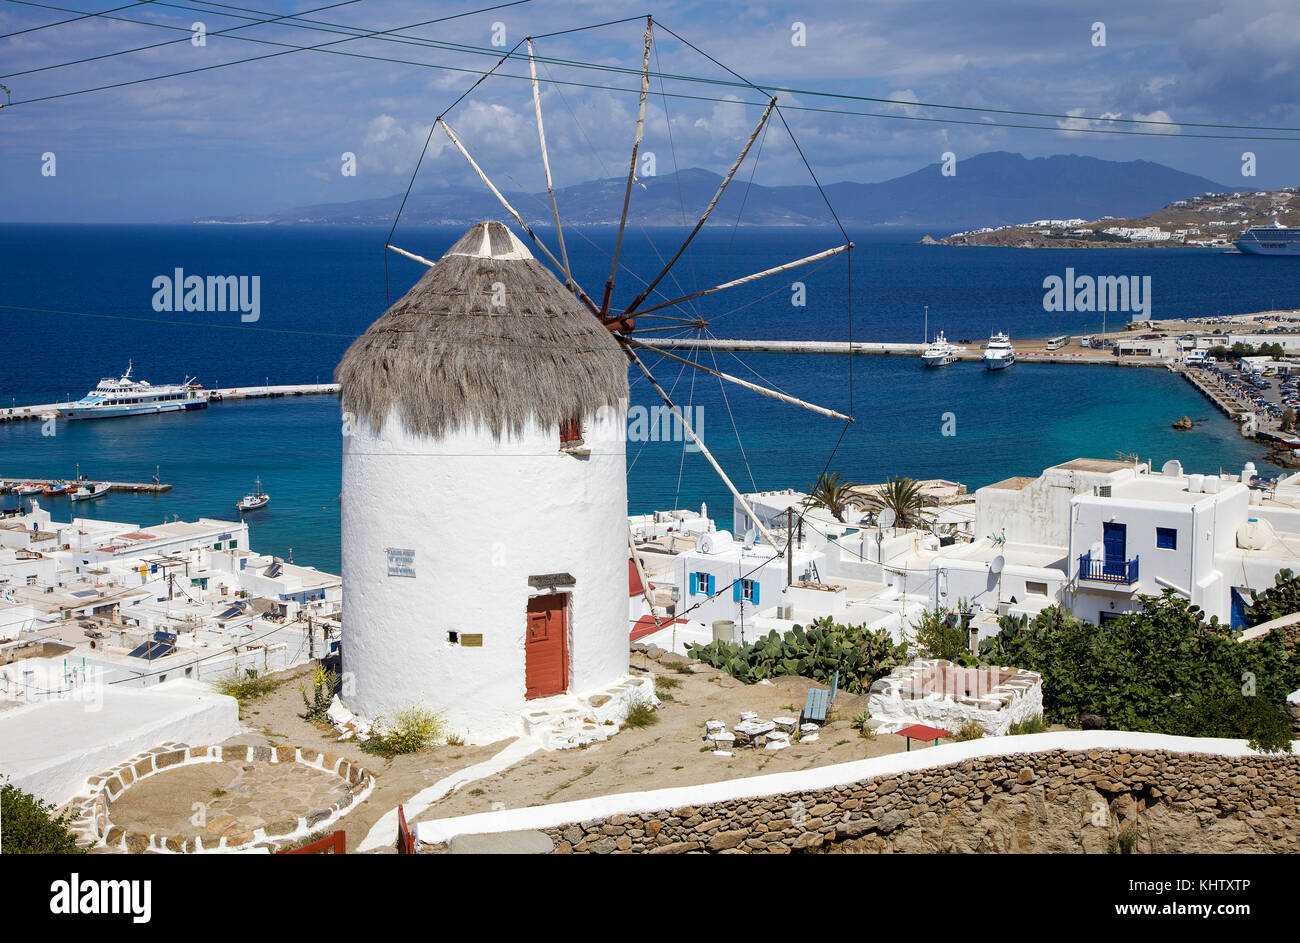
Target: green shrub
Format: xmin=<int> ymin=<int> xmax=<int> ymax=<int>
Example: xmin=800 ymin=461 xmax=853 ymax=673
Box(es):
xmin=654 ymin=674 xmax=682 ymax=700
xmin=217 ymin=668 xmax=279 ymax=705
xmin=850 ymin=710 xmax=876 ymax=739
xmin=953 ymin=720 xmax=985 ymax=741
xmin=984 ymin=596 xmax=1300 ymax=745
xmin=1108 ymin=823 xmax=1140 ymax=855
xmin=1 ymin=778 xmax=85 ymax=854
xmin=362 ymin=706 xmax=443 ymax=758
xmin=687 ymin=617 xmax=907 ymax=693
xmin=299 ymin=663 xmax=339 ymax=722
xmin=910 ymin=605 xmax=975 ymax=662
xmin=1008 ymin=713 xmax=1047 ymax=735
xmin=1244 ymin=568 xmax=1300 ymax=627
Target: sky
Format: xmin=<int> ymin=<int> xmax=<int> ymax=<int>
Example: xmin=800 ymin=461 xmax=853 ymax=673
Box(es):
xmin=1 ymin=0 xmax=1298 ymax=222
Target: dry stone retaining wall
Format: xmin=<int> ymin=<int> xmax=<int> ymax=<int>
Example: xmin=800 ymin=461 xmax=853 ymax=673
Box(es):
xmin=67 ymin=742 xmax=374 ymax=853
xmin=535 ymin=748 xmax=1300 ymax=854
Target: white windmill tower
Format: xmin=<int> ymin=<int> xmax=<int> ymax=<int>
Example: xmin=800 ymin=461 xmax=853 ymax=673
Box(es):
xmin=338 ymin=16 xmax=854 ymax=744
xmin=337 ymin=222 xmax=636 ymax=743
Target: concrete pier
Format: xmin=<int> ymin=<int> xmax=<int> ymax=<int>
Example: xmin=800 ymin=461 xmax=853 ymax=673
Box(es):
xmin=1 ymin=477 xmax=172 ymax=494
xmin=0 ymin=383 xmax=340 ymax=424
xmin=634 ymin=337 xmax=1118 ymax=365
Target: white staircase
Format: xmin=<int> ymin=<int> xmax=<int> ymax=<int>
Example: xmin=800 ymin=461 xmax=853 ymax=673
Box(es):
xmin=521 ymin=675 xmax=658 ymax=750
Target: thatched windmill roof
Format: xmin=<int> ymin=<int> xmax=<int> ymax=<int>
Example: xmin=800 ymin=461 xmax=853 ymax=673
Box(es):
xmin=337 ymin=221 xmax=628 ymax=439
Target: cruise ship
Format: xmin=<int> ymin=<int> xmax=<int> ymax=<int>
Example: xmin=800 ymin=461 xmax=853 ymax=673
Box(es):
xmin=920 ymin=331 xmax=957 ymax=367
xmin=64 ymin=362 xmax=209 ymax=420
xmin=982 ymin=333 xmax=1016 ymax=370
xmin=1235 ymin=221 xmax=1300 ymax=256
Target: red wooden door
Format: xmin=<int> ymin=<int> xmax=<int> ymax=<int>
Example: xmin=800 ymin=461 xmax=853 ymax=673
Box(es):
xmin=525 ymin=593 xmax=568 ymax=699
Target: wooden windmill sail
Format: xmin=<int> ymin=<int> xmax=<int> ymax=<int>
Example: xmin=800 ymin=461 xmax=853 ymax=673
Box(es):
xmin=385 ymin=15 xmax=854 ymax=560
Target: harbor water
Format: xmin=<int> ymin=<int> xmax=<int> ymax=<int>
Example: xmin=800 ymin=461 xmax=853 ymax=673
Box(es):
xmin=2 ymin=223 xmax=1296 ymax=573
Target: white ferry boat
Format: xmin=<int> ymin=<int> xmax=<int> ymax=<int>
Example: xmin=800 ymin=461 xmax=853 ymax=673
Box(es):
xmin=920 ymin=330 xmax=957 ymax=367
xmin=64 ymin=362 xmax=209 ymax=420
xmin=982 ymin=332 xmax=1016 ymax=370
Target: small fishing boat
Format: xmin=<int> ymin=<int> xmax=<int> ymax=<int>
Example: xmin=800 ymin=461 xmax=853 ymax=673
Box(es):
xmin=43 ymin=481 xmax=77 ymax=496
xmin=15 ymin=482 xmax=43 ymax=496
xmin=237 ymin=478 xmax=270 ymax=512
xmin=71 ymin=482 xmax=110 ymax=502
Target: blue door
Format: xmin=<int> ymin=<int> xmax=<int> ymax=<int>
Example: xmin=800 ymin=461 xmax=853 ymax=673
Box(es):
xmin=1102 ymin=522 xmax=1127 ymax=577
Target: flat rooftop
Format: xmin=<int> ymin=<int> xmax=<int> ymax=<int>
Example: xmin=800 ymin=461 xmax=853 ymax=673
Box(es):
xmin=1051 ymin=458 xmax=1134 ymax=473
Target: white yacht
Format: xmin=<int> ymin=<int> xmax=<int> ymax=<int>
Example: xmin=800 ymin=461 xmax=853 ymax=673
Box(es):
xmin=982 ymin=332 xmax=1016 ymax=370
xmin=921 ymin=330 xmax=957 ymax=367
xmin=64 ymin=362 xmax=209 ymax=420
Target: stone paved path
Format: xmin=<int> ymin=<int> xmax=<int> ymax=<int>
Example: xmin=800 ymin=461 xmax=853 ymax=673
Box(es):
xmin=107 ymin=759 xmax=350 ymax=840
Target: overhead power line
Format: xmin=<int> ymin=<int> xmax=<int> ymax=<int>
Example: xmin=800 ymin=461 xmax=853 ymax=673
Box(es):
xmin=2 ymin=1 xmax=1299 ymax=140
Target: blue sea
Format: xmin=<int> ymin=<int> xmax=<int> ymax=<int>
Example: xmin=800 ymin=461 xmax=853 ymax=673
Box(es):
xmin=2 ymin=223 xmax=1298 ymax=574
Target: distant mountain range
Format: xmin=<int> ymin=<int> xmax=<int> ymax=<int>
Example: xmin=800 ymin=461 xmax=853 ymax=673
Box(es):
xmin=194 ymin=152 xmax=1232 ymax=230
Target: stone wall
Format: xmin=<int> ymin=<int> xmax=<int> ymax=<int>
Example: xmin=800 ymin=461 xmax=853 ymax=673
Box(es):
xmin=534 ymin=748 xmax=1299 ymax=854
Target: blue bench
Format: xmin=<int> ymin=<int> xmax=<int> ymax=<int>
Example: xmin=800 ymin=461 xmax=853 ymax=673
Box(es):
xmin=800 ymin=669 xmax=839 ymax=726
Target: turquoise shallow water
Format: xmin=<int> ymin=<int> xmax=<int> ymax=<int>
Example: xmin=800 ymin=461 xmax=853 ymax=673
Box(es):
xmin=1 ymin=224 xmax=1294 ymax=574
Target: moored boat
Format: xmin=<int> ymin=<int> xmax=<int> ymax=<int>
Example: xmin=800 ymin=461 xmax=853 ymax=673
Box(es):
xmin=983 ymin=332 xmax=1016 ymax=370
xmin=43 ymin=481 xmax=77 ymax=496
xmin=65 ymin=361 xmax=209 ymax=420
xmin=921 ymin=330 xmax=957 ymax=367
xmin=71 ymin=482 xmax=110 ymax=502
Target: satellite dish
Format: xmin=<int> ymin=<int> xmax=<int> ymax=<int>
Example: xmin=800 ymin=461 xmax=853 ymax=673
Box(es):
xmin=991 ymin=554 xmax=1005 ymax=575
xmin=879 ymin=509 xmax=897 ymax=529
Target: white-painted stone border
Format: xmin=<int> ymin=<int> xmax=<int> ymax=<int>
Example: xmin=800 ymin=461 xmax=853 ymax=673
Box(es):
xmin=70 ymin=743 xmax=376 ymax=853
xmin=415 ymin=730 xmax=1298 ymax=846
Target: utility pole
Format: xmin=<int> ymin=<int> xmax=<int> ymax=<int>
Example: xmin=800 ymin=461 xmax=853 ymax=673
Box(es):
xmin=786 ymin=507 xmax=793 ymax=588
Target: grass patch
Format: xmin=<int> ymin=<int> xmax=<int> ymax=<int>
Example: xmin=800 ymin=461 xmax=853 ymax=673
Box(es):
xmin=361 ymin=706 xmax=444 ymax=758
xmin=216 ymin=668 xmax=279 ymax=706
xmin=1008 ymin=713 xmax=1048 ymax=735
xmin=1108 ymin=822 xmax=1140 ymax=855
xmin=622 ymin=697 xmax=659 ymax=729
xmin=952 ymin=720 xmax=985 ymax=741
xmin=654 ymin=675 xmax=682 ymax=700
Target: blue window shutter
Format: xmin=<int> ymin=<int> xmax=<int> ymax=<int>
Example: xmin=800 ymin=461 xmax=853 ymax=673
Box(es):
xmin=733 ymin=580 xmax=742 ymax=602
xmin=707 ymin=574 xmax=715 ymax=596
xmin=752 ymin=581 xmax=760 ymax=605
xmin=689 ymin=573 xmax=698 ymax=595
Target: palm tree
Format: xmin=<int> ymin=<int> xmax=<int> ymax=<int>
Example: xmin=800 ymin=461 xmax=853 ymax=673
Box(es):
xmin=802 ymin=471 xmax=858 ymax=522
xmin=862 ymin=476 xmax=931 ymax=528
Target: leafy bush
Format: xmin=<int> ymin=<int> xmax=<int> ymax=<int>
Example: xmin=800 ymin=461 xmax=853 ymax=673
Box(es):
xmin=953 ymin=720 xmax=985 ymax=741
xmin=362 ymin=706 xmax=443 ymax=758
xmin=299 ymin=663 xmax=339 ymax=722
xmin=1 ymin=778 xmax=84 ymax=854
xmin=984 ymin=596 xmax=1300 ymax=747
xmin=216 ymin=668 xmax=279 ymax=704
xmin=1008 ymin=713 xmax=1047 ymax=735
xmin=910 ymin=606 xmax=975 ymax=663
xmin=850 ymin=710 xmax=876 ymax=739
xmin=687 ymin=617 xmax=907 ymax=693
xmin=1244 ymin=568 xmax=1300 ymax=627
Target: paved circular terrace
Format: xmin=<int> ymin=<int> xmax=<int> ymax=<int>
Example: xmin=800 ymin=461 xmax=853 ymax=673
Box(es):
xmin=69 ymin=743 xmax=375 ymax=852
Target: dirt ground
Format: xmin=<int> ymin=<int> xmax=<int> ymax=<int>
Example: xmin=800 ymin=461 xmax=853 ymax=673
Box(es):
xmin=222 ymin=662 xmax=502 ymax=852
xmin=213 ymin=655 xmax=925 ymax=852
xmin=412 ymin=650 xmax=915 ymax=828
